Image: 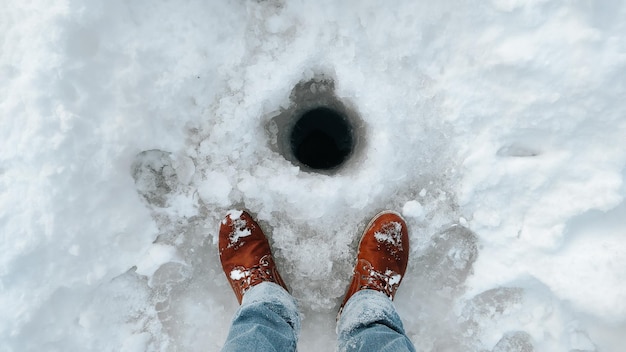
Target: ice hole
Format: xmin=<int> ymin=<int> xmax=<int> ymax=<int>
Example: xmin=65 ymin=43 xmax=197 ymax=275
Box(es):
xmin=290 ymin=107 xmax=354 ymax=170
xmin=267 ymin=76 xmax=364 ymax=174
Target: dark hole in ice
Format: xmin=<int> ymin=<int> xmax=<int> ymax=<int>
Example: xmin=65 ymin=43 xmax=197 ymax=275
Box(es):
xmin=290 ymin=107 xmax=354 ymax=170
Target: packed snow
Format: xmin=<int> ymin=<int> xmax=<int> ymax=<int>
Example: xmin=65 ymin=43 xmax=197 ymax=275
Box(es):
xmin=229 ymin=269 xmax=248 ymax=282
xmin=1 ymin=0 xmax=625 ymax=351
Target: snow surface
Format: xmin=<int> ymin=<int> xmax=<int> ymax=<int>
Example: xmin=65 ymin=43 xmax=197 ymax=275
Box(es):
xmin=1 ymin=0 xmax=625 ymax=351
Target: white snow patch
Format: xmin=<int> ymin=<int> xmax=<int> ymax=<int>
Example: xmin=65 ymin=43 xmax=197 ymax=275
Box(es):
xmin=135 ymin=244 xmax=184 ymax=278
xmin=230 ymin=228 xmax=252 ymax=245
xmin=374 ymin=222 xmax=404 ymax=249
xmin=227 ymin=209 xmax=244 ymax=222
xmin=402 ymin=200 xmax=425 ymax=219
xmin=225 ymin=212 xmax=253 ymax=245
xmin=385 ymin=270 xmax=402 ymax=286
xmin=197 ymin=171 xmax=232 ymax=207
xmin=229 ymin=269 xmax=248 ymax=281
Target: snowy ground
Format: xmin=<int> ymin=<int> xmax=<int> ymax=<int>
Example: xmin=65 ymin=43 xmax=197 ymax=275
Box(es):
xmin=1 ymin=1 xmax=625 ymax=351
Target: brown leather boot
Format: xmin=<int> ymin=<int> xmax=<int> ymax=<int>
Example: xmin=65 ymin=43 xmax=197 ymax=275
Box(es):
xmin=339 ymin=211 xmax=409 ymax=316
xmin=218 ymin=210 xmax=288 ymax=304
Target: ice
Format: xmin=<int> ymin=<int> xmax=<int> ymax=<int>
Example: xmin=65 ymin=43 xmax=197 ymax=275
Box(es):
xmin=197 ymin=171 xmax=232 ymax=207
xmin=2 ymin=0 xmax=626 ymax=351
xmin=492 ymin=331 xmax=534 ymax=352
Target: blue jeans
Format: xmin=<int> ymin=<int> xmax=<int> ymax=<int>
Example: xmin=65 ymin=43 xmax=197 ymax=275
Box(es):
xmin=221 ymin=282 xmax=416 ymax=352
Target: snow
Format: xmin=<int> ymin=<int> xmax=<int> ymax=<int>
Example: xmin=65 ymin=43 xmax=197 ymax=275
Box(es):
xmin=1 ymin=0 xmax=625 ymax=351
xmin=402 ymin=200 xmax=425 ymax=219
xmin=374 ymin=221 xmax=404 ymax=249
xmin=226 ymin=209 xmax=244 ymax=222
xmin=223 ymin=210 xmax=252 ymax=245
xmin=135 ymin=244 xmax=183 ymax=279
xmin=229 ymin=269 xmax=247 ymax=281
xmin=385 ymin=270 xmax=402 ymax=287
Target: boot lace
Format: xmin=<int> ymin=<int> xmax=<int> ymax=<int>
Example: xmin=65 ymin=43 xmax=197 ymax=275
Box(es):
xmin=229 ymin=255 xmax=277 ymax=296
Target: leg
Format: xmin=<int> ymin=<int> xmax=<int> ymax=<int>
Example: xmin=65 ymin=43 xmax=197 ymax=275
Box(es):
xmin=218 ymin=210 xmax=300 ymax=351
xmin=337 ymin=211 xmax=416 ymax=352
xmin=337 ymin=289 xmax=415 ymax=352
xmin=222 ymin=282 xmax=300 ymax=352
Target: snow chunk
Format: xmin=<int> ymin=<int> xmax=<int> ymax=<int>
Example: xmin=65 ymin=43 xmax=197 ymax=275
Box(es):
xmin=197 ymin=171 xmax=231 ymax=206
xmin=135 ymin=244 xmax=183 ymax=277
xmin=229 ymin=269 xmax=248 ymax=281
xmin=227 ymin=209 xmax=243 ymax=222
xmin=402 ymin=200 xmax=425 ymax=219
xmin=385 ymin=270 xmax=402 ymax=286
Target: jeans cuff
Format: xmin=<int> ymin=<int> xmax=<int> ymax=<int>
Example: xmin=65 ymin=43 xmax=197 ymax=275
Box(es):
xmin=242 ymin=282 xmax=301 ymax=334
xmin=337 ymin=289 xmax=403 ymax=336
